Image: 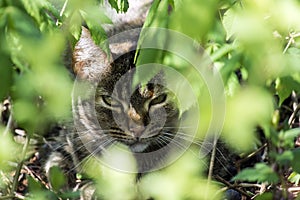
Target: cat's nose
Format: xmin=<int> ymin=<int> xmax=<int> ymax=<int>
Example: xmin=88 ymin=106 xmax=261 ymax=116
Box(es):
xmin=129 ymin=121 xmax=145 ymax=139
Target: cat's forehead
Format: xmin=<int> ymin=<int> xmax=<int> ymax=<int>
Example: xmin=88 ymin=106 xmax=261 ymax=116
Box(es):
xmin=98 ymin=81 xmax=163 ymax=98
xmin=138 ymin=86 xmax=154 ymax=98
xmin=137 ymin=83 xmax=165 ymax=98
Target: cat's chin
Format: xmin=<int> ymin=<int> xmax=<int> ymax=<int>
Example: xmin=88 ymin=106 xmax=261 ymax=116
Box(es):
xmin=129 ymin=142 xmax=149 ymax=153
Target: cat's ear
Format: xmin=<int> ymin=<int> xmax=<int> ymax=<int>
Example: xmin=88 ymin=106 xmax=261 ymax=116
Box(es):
xmin=73 ymin=26 xmax=112 ymax=80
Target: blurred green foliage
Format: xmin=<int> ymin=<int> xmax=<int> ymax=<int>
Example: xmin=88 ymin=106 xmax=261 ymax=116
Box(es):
xmin=1 ymin=0 xmax=300 ymax=199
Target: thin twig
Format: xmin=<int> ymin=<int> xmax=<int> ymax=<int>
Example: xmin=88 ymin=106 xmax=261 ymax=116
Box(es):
xmin=56 ymin=0 xmax=69 ymax=26
xmin=14 ymin=193 xmax=25 ymax=200
xmin=236 ymin=143 xmax=268 ymax=167
xmin=23 ymin=164 xmax=49 ymax=189
xmin=283 ymin=32 xmax=300 ymax=54
xmin=290 ymin=91 xmax=300 ymax=127
xmin=215 ymin=175 xmax=253 ymax=198
xmin=283 ymin=36 xmax=294 ymax=54
xmin=207 ymin=135 xmax=218 ymax=182
xmin=204 ymin=135 xmax=218 ymax=200
xmin=288 ymin=103 xmax=300 ymax=127
xmin=238 ymin=183 xmax=263 ymax=188
xmin=288 ymin=187 xmax=300 ymax=192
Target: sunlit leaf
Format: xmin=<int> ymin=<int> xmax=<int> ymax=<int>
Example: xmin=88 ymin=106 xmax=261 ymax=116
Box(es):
xmin=48 ymin=166 xmax=66 ymax=192
xmin=222 ymin=6 xmax=238 ymax=40
xmin=223 ymin=87 xmax=273 ymax=151
xmin=275 ymin=150 xmax=293 ymax=166
xmin=79 ymin=5 xmax=111 ymax=53
xmin=292 ymin=148 xmax=300 ymax=174
xmin=276 ymin=76 xmax=300 ymax=106
xmin=4 ymin=5 xmax=40 ymax=37
xmin=0 ymin=55 xmax=12 ymax=99
xmin=108 ymin=0 xmax=129 ymax=12
xmin=284 ymin=128 xmax=300 ymax=141
xmin=21 ymin=0 xmax=42 ymax=23
xmin=288 ymin=172 xmax=300 ymax=185
xmin=255 ymin=192 xmax=273 ymax=200
xmin=135 ymin=0 xmax=170 ymax=86
xmin=84 ymin=144 xmax=137 ymax=199
xmin=233 ymin=163 xmax=279 ymax=183
xmin=27 ymin=176 xmax=58 ymax=200
xmin=68 ymin=12 xmax=82 ymax=40
xmin=0 ymin=127 xmax=20 ymax=171
xmin=225 ymin=72 xmax=240 ymax=97
xmin=140 ymin=151 xmax=221 ymax=200
xmin=170 ymin=0 xmax=217 ymax=42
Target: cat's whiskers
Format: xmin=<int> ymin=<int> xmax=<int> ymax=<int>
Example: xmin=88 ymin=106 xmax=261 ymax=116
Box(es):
xmin=57 ymin=133 xmax=112 ymax=169
xmin=60 ymin=139 xmax=98 ymax=166
xmin=161 ymin=132 xmax=234 ymax=176
xmin=163 ymin=131 xmax=223 ymax=158
xmin=163 ymin=126 xmax=194 ymax=129
xmin=173 ymin=132 xmax=230 ymax=164
xmin=155 ymin=135 xmax=169 ymax=148
xmin=75 ymin=129 xmax=118 ymax=135
xmin=157 ymin=133 xmax=208 ymax=167
xmin=79 ymin=138 xmax=117 ymax=171
xmin=69 ymin=138 xmax=116 ymax=175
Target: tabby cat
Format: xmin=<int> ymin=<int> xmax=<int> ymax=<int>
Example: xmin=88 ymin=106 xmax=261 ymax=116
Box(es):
xmin=43 ymin=0 xmax=183 ymax=199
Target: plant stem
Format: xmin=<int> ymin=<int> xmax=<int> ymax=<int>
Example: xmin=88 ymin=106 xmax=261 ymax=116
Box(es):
xmin=210 ymin=43 xmax=237 ymax=62
xmin=10 ymin=136 xmax=30 ymax=197
xmin=56 ymin=0 xmax=69 ymax=26
xmin=283 ymin=32 xmax=300 ymax=54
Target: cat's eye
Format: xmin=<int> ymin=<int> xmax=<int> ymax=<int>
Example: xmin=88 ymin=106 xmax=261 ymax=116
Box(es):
xmin=150 ymin=94 xmax=167 ymax=106
xmin=101 ymin=95 xmax=113 ymax=106
xmin=99 ymin=95 xmax=122 ymax=111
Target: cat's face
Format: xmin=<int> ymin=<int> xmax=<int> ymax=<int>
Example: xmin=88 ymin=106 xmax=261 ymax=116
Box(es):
xmin=72 ymin=27 xmax=180 ymax=164
xmin=94 ymin=52 xmax=180 ymax=153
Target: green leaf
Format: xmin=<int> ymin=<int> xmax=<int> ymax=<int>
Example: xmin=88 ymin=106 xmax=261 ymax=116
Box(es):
xmin=223 ymin=87 xmax=273 ymax=150
xmin=0 ymin=53 xmax=12 ymax=99
xmin=59 ymin=191 xmax=81 ymax=199
xmin=275 ymin=150 xmax=293 ymax=166
xmin=4 ymin=6 xmax=40 ymax=37
xmin=108 ymin=0 xmax=129 ymax=13
xmin=135 ymin=0 xmax=170 ymax=85
xmin=79 ymin=7 xmax=110 ymax=53
xmin=13 ymin=99 xmax=39 ymax=133
xmin=119 ymin=0 xmax=129 ymax=12
xmin=0 ymin=129 xmax=20 ymax=171
xmin=284 ymin=128 xmax=300 ymax=141
xmin=68 ymin=12 xmax=82 ymax=40
xmin=276 ymin=76 xmax=300 ymax=106
xmin=255 ymin=192 xmax=273 ymax=200
xmin=20 ymin=0 xmax=42 ymax=23
xmin=219 ymin=53 xmax=241 ymax=84
xmin=288 ymin=172 xmax=300 ymax=185
xmin=225 ymin=72 xmax=240 ymax=97
xmin=233 ymin=163 xmax=279 ymax=183
xmin=142 ymin=0 xmax=169 ymax=29
xmin=108 ymin=0 xmax=118 ymax=11
xmin=292 ymin=148 xmax=300 ymax=174
xmin=28 ymin=176 xmax=58 ymax=200
xmin=222 ymin=7 xmax=238 ymax=40
xmin=210 ymin=43 xmax=238 ymax=62
xmin=48 ymin=166 xmax=66 ymax=192
xmin=28 ymin=176 xmax=43 ymax=192
xmin=169 ymin=0 xmax=217 ymax=41
xmin=168 ymin=0 xmax=175 ymax=9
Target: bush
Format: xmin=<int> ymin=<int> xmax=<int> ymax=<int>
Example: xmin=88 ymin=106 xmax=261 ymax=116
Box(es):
xmin=1 ymin=0 xmax=300 ymax=199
